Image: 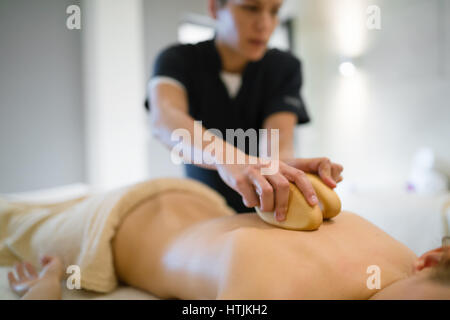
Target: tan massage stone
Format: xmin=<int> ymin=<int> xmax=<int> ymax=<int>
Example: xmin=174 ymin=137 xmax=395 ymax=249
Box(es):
xmin=255 ymin=174 xmax=342 ymax=231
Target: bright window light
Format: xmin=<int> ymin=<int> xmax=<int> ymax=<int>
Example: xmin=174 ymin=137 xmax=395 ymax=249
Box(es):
xmin=339 ymin=61 xmax=356 ymax=77
xmin=178 ymin=23 xmax=215 ymax=44
xmin=268 ymin=24 xmax=290 ymax=51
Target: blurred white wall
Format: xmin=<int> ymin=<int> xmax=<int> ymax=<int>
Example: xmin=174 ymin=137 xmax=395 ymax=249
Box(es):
xmin=143 ymin=0 xmax=208 ymax=179
xmin=82 ymin=0 xmax=149 ymax=190
xmin=294 ymin=0 xmax=450 ymax=192
xmin=0 ymin=0 xmax=85 ymax=193
xmin=1 ymin=0 xmax=448 ymax=195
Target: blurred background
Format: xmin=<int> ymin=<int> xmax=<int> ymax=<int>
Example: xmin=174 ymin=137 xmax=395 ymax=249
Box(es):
xmin=0 ymin=0 xmax=449 ymax=194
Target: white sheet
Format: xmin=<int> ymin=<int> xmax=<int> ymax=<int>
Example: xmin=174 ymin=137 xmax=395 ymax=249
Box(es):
xmin=1 ymin=183 xmax=448 ymax=299
xmin=0 ymin=266 xmax=158 ymax=300
xmin=0 ymin=183 xmax=160 ymax=300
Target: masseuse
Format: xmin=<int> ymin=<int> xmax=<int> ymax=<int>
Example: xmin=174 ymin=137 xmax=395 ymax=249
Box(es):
xmin=146 ymin=0 xmax=344 ymax=218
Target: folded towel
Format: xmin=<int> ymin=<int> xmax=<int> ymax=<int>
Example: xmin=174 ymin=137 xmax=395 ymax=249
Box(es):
xmin=0 ymin=177 xmax=235 ymax=293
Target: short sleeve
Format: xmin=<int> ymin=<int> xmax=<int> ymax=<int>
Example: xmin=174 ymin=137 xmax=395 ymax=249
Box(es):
xmin=145 ymin=45 xmax=191 ymax=112
xmin=261 ymin=57 xmax=310 ymax=125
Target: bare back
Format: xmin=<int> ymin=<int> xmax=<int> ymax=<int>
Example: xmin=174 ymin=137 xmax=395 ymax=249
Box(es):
xmin=112 ymin=190 xmax=417 ymax=299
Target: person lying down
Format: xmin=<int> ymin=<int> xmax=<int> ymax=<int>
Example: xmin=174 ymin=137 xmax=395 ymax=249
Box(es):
xmin=1 ymin=177 xmax=449 ymax=300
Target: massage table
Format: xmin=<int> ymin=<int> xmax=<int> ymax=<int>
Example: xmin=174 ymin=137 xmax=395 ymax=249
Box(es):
xmin=1 ymin=182 xmax=449 ymax=299
xmin=0 ymin=183 xmax=159 ymax=300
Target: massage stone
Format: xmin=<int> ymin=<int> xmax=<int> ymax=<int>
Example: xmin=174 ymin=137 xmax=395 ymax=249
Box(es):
xmin=255 ymin=174 xmax=341 ymax=231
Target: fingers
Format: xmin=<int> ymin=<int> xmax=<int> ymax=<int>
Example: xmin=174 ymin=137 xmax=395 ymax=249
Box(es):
xmin=7 ymin=271 xmax=16 ymax=286
xmin=246 ymin=167 xmax=274 ymax=212
xmin=15 ymin=262 xmax=26 ymax=280
xmin=247 ymin=165 xmax=292 ymax=221
xmin=317 ymin=158 xmax=336 ymax=188
xmin=265 ymin=174 xmax=290 ymax=222
xmin=24 ymin=262 xmax=38 ymax=278
xmin=282 ymin=165 xmax=318 ymax=207
xmin=244 ymin=164 xmax=291 ymax=221
xmin=235 ymin=175 xmax=260 ymax=208
xmin=246 ymin=163 xmax=319 ymax=222
xmin=10 ymin=261 xmax=37 ymax=284
xmin=317 ymin=158 xmax=345 ymax=188
xmin=297 ymin=157 xmax=344 ymax=188
xmin=234 ymin=159 xmax=338 ymax=220
xmin=331 ymin=163 xmax=343 ymax=184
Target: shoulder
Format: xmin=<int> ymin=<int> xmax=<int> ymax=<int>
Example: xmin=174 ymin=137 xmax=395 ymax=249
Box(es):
xmin=155 ymin=42 xmax=194 ymax=61
xmin=155 ymin=40 xmax=211 ymax=62
xmin=262 ymin=48 xmax=302 ymax=71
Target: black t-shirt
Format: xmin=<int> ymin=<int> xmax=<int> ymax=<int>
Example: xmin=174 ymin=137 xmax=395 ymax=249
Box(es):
xmin=146 ymin=39 xmax=310 ymax=213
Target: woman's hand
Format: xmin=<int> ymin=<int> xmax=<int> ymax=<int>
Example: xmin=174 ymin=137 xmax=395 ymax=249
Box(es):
xmin=8 ymin=256 xmax=64 ymax=297
xmin=283 ymin=157 xmax=344 ymax=189
xmin=216 ymin=155 xmax=344 ymax=221
xmin=216 ymin=155 xmax=321 ymax=221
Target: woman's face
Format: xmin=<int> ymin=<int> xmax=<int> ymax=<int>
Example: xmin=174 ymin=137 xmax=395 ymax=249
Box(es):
xmin=213 ymin=0 xmax=283 ymax=61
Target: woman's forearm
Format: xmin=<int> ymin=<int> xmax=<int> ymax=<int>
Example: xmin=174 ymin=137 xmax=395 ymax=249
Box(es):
xmin=22 ymin=276 xmax=62 ymax=300
xmin=151 ymin=104 xmax=247 ymax=170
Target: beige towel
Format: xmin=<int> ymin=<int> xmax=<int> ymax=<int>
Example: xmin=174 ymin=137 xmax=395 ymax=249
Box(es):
xmin=0 ymin=177 xmax=236 ymax=293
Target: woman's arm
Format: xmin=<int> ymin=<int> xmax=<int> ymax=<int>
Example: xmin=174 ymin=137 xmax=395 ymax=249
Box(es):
xmin=261 ymin=111 xmax=297 ymax=160
xmin=149 ymin=81 xmax=237 ymax=170
xmin=149 ymin=82 xmax=320 ymax=219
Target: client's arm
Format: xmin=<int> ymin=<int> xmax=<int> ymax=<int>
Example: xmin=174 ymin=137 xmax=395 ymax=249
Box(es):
xmin=8 ymin=256 xmax=63 ymax=300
